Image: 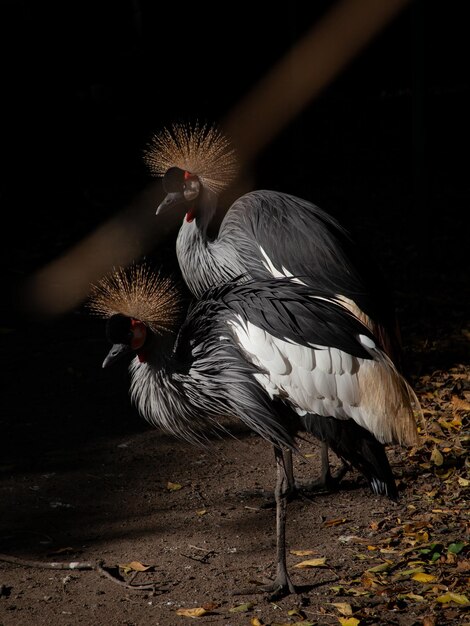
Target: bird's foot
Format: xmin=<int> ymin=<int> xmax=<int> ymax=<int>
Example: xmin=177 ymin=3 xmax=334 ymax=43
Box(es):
xmin=295 ymin=462 xmax=350 ymax=495
xmin=236 ymin=488 xmax=278 ymax=508
xmin=233 ymin=575 xmax=297 ymax=600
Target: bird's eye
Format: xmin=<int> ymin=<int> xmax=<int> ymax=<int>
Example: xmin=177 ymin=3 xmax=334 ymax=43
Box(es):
xmin=184 ymin=177 xmax=200 ymax=201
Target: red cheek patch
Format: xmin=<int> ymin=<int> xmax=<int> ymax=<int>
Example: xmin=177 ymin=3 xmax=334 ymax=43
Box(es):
xmin=130 ymin=321 xmax=146 ymax=350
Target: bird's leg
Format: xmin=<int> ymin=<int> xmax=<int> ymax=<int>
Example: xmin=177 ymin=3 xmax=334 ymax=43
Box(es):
xmin=234 ymin=446 xmax=297 ymax=599
xmin=258 ymin=443 xmax=348 ymax=508
xmin=284 ymin=448 xmax=296 ymax=494
xmin=239 ymin=448 xmax=295 ymax=508
xmin=268 ymin=446 xmax=297 ymax=599
xmin=295 ymin=443 xmax=349 ymax=494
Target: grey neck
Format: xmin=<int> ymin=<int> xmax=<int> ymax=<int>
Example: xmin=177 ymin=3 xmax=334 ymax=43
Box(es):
xmin=175 ymin=187 xmax=242 ymax=298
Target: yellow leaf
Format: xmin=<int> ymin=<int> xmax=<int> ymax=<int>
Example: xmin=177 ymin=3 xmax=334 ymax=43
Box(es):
xmin=338 ymin=618 xmax=360 ymax=626
xmin=412 ymin=572 xmax=437 ymax=583
xmin=416 ymin=530 xmax=429 ymax=543
xmin=323 ymin=518 xmax=347 ymax=527
xmin=118 ymin=560 xmax=152 ymax=574
xmin=294 ymin=557 xmax=327 ymax=568
xmin=290 ymin=549 xmax=317 ymax=556
xmin=451 ymin=395 xmax=470 ymax=412
xmin=175 ymin=607 xmax=207 ymax=617
xmin=392 ymin=567 xmax=424 ymax=581
xmin=331 ymin=602 xmax=353 ymax=616
xmin=397 ymin=592 xmax=425 ymax=602
xmin=361 ymin=571 xmax=379 ymax=588
xmin=167 ymin=481 xmax=183 ymax=491
xmin=436 ymin=592 xmax=469 ymax=605
xmin=196 ymin=509 xmax=207 ymax=516
xmin=458 ymin=477 xmax=470 ymax=487
xmin=435 ymin=467 xmax=454 ymax=480
xmin=367 ymin=545 xmax=378 ymax=551
xmin=430 ymin=447 xmax=444 ymax=466
xmin=439 ymin=419 xmax=457 ymax=430
xmin=229 ymin=602 xmax=253 ymax=613
xmin=251 ymin=618 xmax=263 ymax=626
xmin=367 ymin=561 xmax=392 ymax=573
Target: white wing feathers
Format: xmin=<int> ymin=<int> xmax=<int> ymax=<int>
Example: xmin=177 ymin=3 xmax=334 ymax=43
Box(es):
xmin=229 ymin=317 xmax=418 ymax=446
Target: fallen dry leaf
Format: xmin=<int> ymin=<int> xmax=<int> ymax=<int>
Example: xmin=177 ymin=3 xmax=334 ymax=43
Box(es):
xmin=367 ymin=561 xmax=392 ymax=573
xmin=323 ymin=518 xmax=348 ymax=527
xmin=293 ymin=557 xmax=327 ymax=568
xmin=338 ymin=618 xmax=360 ymax=626
xmin=118 ymin=560 xmax=152 ymax=574
xmin=430 ymin=447 xmax=444 ymax=466
xmin=229 ymin=602 xmax=253 ymax=613
xmin=175 ymin=607 xmax=208 ymax=618
xmin=411 ymin=572 xmax=437 ymax=583
xmin=451 ymin=396 xmax=470 ymax=412
xmin=397 ymin=592 xmax=425 ymax=602
xmin=167 ymin=481 xmax=183 ymax=491
xmin=436 ymin=592 xmax=469 ymax=606
xmin=331 ymin=602 xmax=353 ymax=616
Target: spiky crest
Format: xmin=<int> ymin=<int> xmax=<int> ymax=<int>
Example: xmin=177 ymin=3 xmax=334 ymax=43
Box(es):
xmin=87 ymin=263 xmax=182 ymax=335
xmin=143 ymin=122 xmax=238 ymax=194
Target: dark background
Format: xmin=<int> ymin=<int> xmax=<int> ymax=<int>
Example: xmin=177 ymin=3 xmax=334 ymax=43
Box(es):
xmin=1 ymin=0 xmax=468 ymax=262
xmin=1 ymin=0 xmax=469 ymax=456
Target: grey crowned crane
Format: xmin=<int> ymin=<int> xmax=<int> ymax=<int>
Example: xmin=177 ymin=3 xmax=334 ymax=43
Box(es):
xmin=88 ymin=263 xmax=420 ymax=598
xmin=144 ymin=122 xmax=405 ymax=490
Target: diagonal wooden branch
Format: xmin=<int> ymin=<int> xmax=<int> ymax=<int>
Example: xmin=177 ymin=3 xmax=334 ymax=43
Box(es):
xmin=0 ymin=553 xmax=166 ymax=592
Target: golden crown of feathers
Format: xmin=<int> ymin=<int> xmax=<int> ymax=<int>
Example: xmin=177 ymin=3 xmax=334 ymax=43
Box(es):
xmin=87 ymin=263 xmax=183 ymax=335
xmin=143 ymin=122 xmax=238 ymax=194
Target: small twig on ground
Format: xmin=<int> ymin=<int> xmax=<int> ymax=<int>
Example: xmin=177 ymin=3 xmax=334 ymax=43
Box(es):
xmin=0 ymin=553 xmax=165 ymax=592
xmin=0 ymin=553 xmax=94 ymax=570
xmin=95 ymin=561 xmax=163 ymax=591
xmin=181 ymin=550 xmax=216 ymax=564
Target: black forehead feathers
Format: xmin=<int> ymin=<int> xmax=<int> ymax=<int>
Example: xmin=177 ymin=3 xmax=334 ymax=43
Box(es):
xmin=106 ymin=314 xmax=131 ymax=344
xmin=163 ymin=167 xmax=185 ymax=193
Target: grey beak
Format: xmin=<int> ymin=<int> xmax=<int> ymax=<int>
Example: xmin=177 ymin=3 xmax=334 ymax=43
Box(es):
xmin=156 ymin=191 xmax=185 ymax=216
xmin=102 ymin=343 xmax=132 ymax=368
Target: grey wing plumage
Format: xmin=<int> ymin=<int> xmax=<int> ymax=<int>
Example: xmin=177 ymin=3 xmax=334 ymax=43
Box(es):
xmin=213 ymin=277 xmax=375 ymax=359
xmin=172 ymin=297 xmax=298 ymax=449
xmin=220 ymin=190 xmax=396 ymax=328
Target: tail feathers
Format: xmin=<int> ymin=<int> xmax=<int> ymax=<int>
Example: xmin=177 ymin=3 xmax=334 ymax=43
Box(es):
xmin=301 ymin=413 xmax=399 ymax=500
xmin=333 ymin=299 xmax=422 ymax=446
xmin=356 ymin=344 xmax=423 ymax=447
xmin=370 ymin=476 xmax=398 ymax=500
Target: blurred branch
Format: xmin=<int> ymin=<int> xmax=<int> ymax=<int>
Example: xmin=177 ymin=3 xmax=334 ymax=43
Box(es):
xmin=223 ymin=0 xmax=411 ymax=162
